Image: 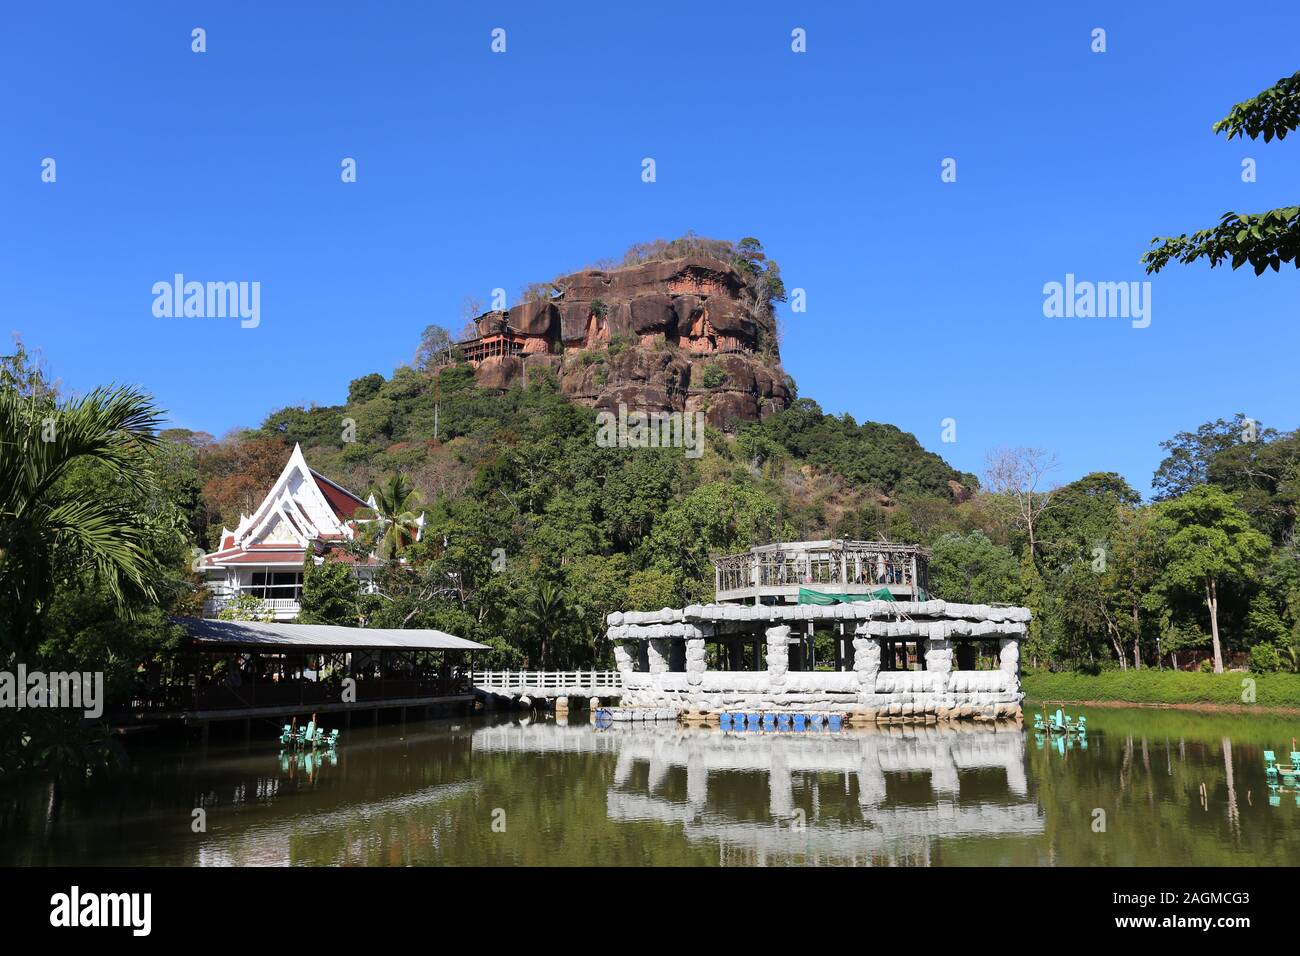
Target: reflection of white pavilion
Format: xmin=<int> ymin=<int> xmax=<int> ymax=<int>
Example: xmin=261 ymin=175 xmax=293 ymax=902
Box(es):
xmin=471 ymin=721 xmax=1043 ymax=864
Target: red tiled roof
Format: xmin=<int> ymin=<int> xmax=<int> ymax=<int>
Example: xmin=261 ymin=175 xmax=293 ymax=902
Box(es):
xmin=310 ymin=469 xmax=369 ymax=519
xmin=210 ymin=551 xmax=309 ymax=565
xmin=328 ymin=551 xmax=383 ymax=567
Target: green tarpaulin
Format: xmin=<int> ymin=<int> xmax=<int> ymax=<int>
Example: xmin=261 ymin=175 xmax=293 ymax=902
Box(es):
xmin=797 ymin=587 xmax=896 ymax=605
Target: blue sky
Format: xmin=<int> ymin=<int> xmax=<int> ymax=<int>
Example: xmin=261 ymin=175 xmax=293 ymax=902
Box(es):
xmin=3 ymin=1 xmax=1297 ymax=497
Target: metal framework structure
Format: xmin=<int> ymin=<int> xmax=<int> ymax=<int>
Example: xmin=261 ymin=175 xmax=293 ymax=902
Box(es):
xmin=712 ymin=540 xmax=931 ymax=603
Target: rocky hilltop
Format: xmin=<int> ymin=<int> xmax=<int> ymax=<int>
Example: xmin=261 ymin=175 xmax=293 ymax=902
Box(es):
xmin=460 ymin=254 xmax=792 ymax=429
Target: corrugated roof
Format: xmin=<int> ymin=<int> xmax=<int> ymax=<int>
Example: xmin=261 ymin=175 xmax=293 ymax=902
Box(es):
xmin=176 ymin=618 xmax=489 ymax=652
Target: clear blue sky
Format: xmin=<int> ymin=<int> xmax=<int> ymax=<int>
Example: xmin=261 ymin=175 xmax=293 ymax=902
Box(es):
xmin=3 ymin=1 xmax=1297 ymax=497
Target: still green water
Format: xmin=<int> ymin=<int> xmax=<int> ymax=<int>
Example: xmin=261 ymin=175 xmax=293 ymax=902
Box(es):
xmin=2 ymin=707 xmax=1298 ymax=866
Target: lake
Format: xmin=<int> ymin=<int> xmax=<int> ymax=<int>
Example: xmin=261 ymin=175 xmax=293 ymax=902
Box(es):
xmin=2 ymin=706 xmax=1298 ymax=866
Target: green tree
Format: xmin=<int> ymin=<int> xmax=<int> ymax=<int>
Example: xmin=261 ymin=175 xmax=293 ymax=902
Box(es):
xmin=298 ymin=551 xmax=361 ymax=625
xmin=358 ymin=474 xmax=425 ymax=559
xmin=519 ymin=580 xmax=576 ymax=669
xmin=1152 ymin=414 xmax=1262 ymax=501
xmin=413 ymin=325 xmax=454 ymax=372
xmin=643 ymin=482 xmax=784 ymax=601
xmin=1143 ymin=70 xmax=1300 ymax=276
xmin=1099 ymin=505 xmax=1162 ymax=669
xmin=1154 ymin=485 xmax=1270 ymax=672
xmin=929 ymin=531 xmax=1020 ymax=603
xmin=347 ymin=373 xmax=386 ymax=405
xmin=625 ymin=568 xmax=679 ymax=610
xmin=0 ymin=383 xmax=164 ymax=652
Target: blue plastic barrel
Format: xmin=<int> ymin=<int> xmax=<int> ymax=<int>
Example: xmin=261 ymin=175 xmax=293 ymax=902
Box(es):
xmin=793 ymin=714 xmax=807 ymax=732
xmin=720 ymin=713 xmax=733 ymax=731
xmin=747 ymin=712 xmax=762 ymax=730
xmin=762 ymin=713 xmax=776 ymax=731
xmin=828 ymin=714 xmax=844 ymax=732
xmin=777 ymin=713 xmax=791 ymax=732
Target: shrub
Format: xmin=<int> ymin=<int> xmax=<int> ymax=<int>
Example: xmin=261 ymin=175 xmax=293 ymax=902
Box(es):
xmin=1250 ymin=643 xmax=1284 ymax=673
xmin=700 ymin=364 xmax=726 ymax=389
xmin=607 ymin=334 xmax=635 ymax=357
xmin=217 ymin=593 xmax=273 ymax=622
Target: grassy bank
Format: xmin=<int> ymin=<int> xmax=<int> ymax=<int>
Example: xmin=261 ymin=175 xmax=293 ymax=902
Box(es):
xmin=1022 ymin=668 xmax=1300 ymax=710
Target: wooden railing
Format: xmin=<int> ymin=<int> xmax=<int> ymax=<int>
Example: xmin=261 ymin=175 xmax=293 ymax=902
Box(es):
xmin=471 ymin=671 xmax=622 ymax=691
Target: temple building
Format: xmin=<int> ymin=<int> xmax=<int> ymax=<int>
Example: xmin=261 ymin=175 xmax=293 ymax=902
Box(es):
xmin=200 ymin=444 xmax=392 ymax=620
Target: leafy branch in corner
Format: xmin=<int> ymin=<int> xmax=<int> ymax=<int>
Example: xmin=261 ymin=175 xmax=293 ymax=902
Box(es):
xmin=1143 ymin=70 xmax=1300 ymax=276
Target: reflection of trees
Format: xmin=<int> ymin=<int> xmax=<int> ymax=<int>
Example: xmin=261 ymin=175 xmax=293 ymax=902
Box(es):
xmin=1030 ymin=709 xmax=1299 ymax=865
xmin=6 ymin=708 xmax=1300 ymax=866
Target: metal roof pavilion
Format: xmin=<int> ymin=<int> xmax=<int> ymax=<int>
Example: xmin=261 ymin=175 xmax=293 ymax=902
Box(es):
xmin=175 ymin=618 xmax=489 ymax=652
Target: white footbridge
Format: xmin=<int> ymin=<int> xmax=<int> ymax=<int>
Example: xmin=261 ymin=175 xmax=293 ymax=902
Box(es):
xmin=472 ymin=670 xmax=622 ymax=699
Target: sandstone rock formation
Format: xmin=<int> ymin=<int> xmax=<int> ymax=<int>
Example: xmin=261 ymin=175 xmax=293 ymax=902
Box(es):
xmin=459 ymin=255 xmax=792 ymax=430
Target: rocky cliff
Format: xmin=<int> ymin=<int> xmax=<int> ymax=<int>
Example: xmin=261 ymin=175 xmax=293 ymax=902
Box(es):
xmin=463 ymin=255 xmax=792 ymax=429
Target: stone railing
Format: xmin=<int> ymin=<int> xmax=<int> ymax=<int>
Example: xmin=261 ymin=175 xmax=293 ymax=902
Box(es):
xmin=607 ymin=600 xmax=1028 ymax=720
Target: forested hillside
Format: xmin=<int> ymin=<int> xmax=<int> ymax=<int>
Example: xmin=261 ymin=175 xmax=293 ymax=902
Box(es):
xmin=4 ymin=214 xmax=1300 ymax=779
xmin=3 ymin=311 xmax=1299 ymax=775
xmin=175 ymin=351 xmax=1299 ymax=677
xmin=181 ymin=357 xmax=975 ymax=666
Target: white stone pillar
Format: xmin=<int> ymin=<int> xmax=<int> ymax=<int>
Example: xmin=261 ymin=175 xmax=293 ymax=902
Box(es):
xmin=853 ymin=624 xmax=881 ymax=702
xmin=685 ymin=629 xmax=706 ymax=688
xmin=924 ymin=625 xmax=953 ymax=677
xmin=999 ymin=636 xmax=1022 ymax=709
xmin=925 ymin=627 xmax=953 ymax=716
xmin=647 ymin=638 xmax=671 ymax=675
xmin=612 ymin=641 xmax=635 ymax=676
xmin=998 ymin=636 xmax=1020 ymax=678
xmin=765 ymin=624 xmax=790 ymax=699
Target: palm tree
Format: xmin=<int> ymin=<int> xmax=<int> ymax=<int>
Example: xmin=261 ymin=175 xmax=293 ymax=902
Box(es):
xmin=357 ymin=473 xmax=424 ymax=560
xmin=0 ymin=384 xmax=164 ymax=653
xmin=519 ymin=580 xmax=571 ymax=669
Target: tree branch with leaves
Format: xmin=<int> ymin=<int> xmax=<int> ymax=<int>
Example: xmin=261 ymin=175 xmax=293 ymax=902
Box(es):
xmin=1143 ymin=71 xmax=1300 ymax=275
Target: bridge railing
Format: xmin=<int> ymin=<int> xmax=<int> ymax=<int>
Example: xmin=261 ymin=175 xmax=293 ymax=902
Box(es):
xmin=472 ymin=671 xmax=622 ymax=691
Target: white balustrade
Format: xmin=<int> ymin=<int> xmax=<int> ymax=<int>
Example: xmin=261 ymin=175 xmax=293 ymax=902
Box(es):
xmin=471 ymin=671 xmax=623 ymax=691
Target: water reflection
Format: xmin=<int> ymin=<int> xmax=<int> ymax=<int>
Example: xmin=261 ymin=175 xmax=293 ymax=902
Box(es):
xmin=473 ymin=720 xmax=1040 ymax=865
xmin=3 ymin=709 xmax=1299 ymax=866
